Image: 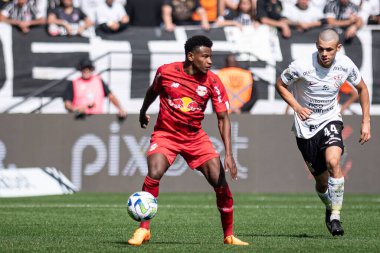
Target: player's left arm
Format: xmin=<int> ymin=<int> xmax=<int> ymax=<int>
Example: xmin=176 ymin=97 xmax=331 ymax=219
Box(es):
xmin=355 ymin=78 xmax=371 ymax=145
xmin=216 ymin=110 xmax=238 ymax=180
xmin=340 ymin=87 xmax=359 ymax=113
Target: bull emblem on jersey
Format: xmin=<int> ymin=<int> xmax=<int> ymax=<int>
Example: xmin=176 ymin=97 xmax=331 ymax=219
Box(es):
xmin=168 ymin=96 xmax=201 ymax=112
xmin=196 ymin=85 xmax=207 ymax=97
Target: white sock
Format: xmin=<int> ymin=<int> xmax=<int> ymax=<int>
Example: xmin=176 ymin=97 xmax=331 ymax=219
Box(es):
xmin=317 ymin=188 xmax=332 ymax=210
xmin=328 ymin=177 xmax=345 ymax=221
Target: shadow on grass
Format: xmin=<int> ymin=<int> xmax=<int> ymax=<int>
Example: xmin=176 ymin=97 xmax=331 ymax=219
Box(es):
xmin=112 ymin=240 xmax=205 ymax=247
xmin=239 ymin=233 xmax=330 ymax=239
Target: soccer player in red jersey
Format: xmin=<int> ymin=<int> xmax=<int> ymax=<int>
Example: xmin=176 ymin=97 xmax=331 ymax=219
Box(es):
xmin=127 ymin=35 xmax=249 ymax=246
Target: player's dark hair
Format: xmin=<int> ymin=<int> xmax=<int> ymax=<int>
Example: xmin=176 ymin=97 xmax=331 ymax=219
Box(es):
xmin=184 ymin=35 xmax=213 ymax=56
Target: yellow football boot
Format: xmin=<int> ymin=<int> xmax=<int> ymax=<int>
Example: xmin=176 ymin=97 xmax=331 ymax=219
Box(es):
xmin=127 ymin=228 xmax=151 ymax=246
xmin=224 ymin=235 xmax=249 ymax=246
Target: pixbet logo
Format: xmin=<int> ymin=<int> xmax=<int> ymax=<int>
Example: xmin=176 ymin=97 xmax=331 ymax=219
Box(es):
xmin=71 ymin=122 xmax=249 ymax=190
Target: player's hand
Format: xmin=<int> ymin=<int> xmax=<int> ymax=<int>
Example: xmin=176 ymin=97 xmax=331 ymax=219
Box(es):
xmin=139 ymin=113 xmax=150 ymax=128
xmin=359 ymin=121 xmax=371 ymax=145
xmin=295 ymin=106 xmax=312 ymax=121
xmin=224 ymin=153 xmax=238 ymax=181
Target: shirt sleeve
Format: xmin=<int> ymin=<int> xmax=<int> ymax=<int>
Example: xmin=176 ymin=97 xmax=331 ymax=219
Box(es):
xmin=78 ymin=8 xmax=87 ymax=20
xmin=281 ymin=61 xmax=300 ymax=86
xmin=211 ymin=75 xmax=230 ymax=113
xmin=194 ymin=0 xmax=201 ymax=11
xmin=324 ymin=2 xmax=337 ymax=19
xmin=347 ymin=62 xmax=362 ymax=86
xmin=1 ymin=4 xmax=12 ymax=18
xmin=102 ymin=80 xmax=111 ymax=96
xmin=63 ymin=82 xmax=74 ymax=101
xmin=255 ymin=0 xmax=268 ymax=21
xmin=152 ymin=66 xmax=163 ymax=93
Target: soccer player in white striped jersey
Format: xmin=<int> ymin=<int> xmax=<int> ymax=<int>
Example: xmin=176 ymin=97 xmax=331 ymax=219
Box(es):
xmin=276 ymin=28 xmax=371 ymax=236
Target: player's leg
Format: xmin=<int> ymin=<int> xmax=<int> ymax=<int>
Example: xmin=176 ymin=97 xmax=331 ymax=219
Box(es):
xmin=296 ymin=134 xmax=337 ymax=235
xmin=313 ymin=170 xmax=333 ymax=232
xmin=197 ymin=158 xmax=248 ymax=245
xmin=129 ymin=132 xmax=176 ymax=246
xmin=325 ymin=145 xmax=345 ymax=236
xmin=140 ymin=153 xmax=170 ymax=228
xmin=128 ymin=153 xmax=170 ymax=246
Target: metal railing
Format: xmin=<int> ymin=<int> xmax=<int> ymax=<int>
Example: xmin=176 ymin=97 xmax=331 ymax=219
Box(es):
xmin=2 ymin=50 xmax=276 ymax=113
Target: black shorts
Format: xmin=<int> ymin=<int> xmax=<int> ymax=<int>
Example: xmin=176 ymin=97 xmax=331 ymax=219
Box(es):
xmin=296 ymin=121 xmax=344 ymax=176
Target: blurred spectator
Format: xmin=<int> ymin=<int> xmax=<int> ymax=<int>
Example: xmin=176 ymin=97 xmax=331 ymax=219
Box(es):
xmin=324 ymin=0 xmax=363 ymax=39
xmin=339 ymin=81 xmax=358 ymax=113
xmin=76 ymin=0 xmax=125 ymax=21
xmin=126 ymin=0 xmax=163 ymax=26
xmin=282 ymin=0 xmax=324 ymax=32
xmin=192 ymin=0 xmax=218 ymax=23
xmin=219 ymin=0 xmax=239 ymax=19
xmin=162 ymin=0 xmax=210 ymax=32
xmin=359 ymin=0 xmax=380 ymax=25
xmin=256 ymin=0 xmax=291 ymax=38
xmin=216 ymin=0 xmax=256 ymax=28
xmin=47 ymin=0 xmax=93 ymax=36
xmin=0 ymin=0 xmax=10 ymax=10
xmin=0 ymin=0 xmax=46 ymax=34
xmin=217 ymin=54 xmax=258 ymax=114
xmin=95 ymin=0 xmax=129 ymax=34
xmin=63 ymin=58 xmax=127 ymax=117
xmin=219 ymin=0 xmax=257 ymax=20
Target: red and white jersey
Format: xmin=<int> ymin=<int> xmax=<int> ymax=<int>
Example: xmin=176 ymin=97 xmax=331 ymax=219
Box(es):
xmin=152 ymin=62 xmax=230 ymax=137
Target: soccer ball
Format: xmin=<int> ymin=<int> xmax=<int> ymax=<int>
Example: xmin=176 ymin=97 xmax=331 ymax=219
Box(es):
xmin=127 ymin=191 xmax=158 ymax=222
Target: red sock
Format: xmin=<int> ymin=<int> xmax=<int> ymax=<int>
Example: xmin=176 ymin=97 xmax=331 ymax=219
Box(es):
xmin=214 ymin=185 xmax=234 ymax=238
xmin=140 ymin=176 xmax=160 ymax=230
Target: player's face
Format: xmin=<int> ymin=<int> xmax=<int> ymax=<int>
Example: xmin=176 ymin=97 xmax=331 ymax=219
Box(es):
xmin=189 ymin=46 xmax=212 ymax=74
xmin=316 ymin=39 xmax=341 ymax=68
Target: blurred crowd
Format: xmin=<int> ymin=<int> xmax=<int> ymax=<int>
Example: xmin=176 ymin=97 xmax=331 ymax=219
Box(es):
xmin=0 ymin=0 xmax=379 ymax=39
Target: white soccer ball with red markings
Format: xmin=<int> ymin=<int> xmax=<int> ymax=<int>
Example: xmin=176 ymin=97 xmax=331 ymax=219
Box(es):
xmin=127 ymin=191 xmax=158 ymax=222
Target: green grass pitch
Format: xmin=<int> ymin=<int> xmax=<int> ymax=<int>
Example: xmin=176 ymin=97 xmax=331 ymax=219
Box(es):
xmin=1 ymin=192 xmax=379 ymax=252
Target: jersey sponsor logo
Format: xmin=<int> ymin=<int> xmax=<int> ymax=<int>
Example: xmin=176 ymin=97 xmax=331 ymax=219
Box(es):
xmin=349 ymin=69 xmax=358 ymax=82
xmin=283 ymin=68 xmax=298 ymax=82
xmin=213 ymin=86 xmax=222 ymax=103
xmin=332 ymin=65 xmax=348 ymax=72
xmin=171 ymin=82 xmax=180 ymax=88
xmin=196 ymin=85 xmax=207 ymax=97
xmin=167 ymin=96 xmax=201 ymax=112
xmin=308 ymin=81 xmax=318 ymax=86
xmin=303 ymin=69 xmax=316 ymax=76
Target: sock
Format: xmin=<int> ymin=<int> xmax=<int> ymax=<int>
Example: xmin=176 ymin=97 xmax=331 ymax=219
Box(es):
xmin=140 ymin=176 xmax=160 ymax=229
xmin=316 ymin=188 xmax=332 ymax=210
xmin=328 ymin=176 xmax=345 ymax=221
xmin=214 ymin=185 xmax=234 ymax=238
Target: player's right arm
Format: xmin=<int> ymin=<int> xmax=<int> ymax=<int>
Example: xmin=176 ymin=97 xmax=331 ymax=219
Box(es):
xmin=276 ymin=78 xmax=312 ymax=121
xmin=139 ymin=68 xmax=162 ymax=128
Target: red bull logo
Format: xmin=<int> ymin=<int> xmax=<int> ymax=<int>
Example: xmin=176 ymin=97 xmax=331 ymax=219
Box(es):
xmin=168 ymin=97 xmax=201 ymax=112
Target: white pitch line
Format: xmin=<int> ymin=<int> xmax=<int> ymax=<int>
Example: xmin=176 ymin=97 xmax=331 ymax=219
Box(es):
xmin=0 ymin=204 xmax=379 ymax=209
